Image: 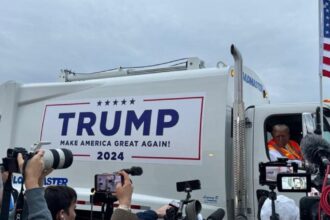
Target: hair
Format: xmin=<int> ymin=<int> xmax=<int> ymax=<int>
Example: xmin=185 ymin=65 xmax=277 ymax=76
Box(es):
xmin=272 ymin=124 xmax=290 ymax=135
xmin=44 ymin=185 xmax=77 ymax=220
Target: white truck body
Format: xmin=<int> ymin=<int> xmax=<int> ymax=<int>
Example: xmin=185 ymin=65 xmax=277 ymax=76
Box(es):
xmin=0 ymin=55 xmax=329 ymax=219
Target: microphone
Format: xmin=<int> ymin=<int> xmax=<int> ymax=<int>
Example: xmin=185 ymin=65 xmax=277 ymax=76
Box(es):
xmin=121 ymin=166 xmax=143 ymax=176
xmin=301 ymin=134 xmax=330 ymax=166
xmin=206 ymin=208 xmax=226 ymax=220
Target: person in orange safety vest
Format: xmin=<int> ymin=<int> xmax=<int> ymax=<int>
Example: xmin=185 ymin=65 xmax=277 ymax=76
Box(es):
xmin=267 ymin=124 xmax=303 ymax=162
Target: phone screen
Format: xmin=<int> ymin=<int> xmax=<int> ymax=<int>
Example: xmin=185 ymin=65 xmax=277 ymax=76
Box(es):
xmin=95 ymin=174 xmax=122 ymax=193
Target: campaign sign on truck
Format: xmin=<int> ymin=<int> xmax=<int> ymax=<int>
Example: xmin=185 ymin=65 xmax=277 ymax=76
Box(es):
xmin=40 ymin=93 xmax=204 ymax=164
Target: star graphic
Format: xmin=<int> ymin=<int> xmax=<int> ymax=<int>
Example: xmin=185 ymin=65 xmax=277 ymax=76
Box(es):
xmin=113 ymin=100 xmax=118 ymax=105
xmin=97 ymin=100 xmax=102 ymax=106
xmin=121 ymin=99 xmax=127 ymax=105
xmin=105 ymin=100 xmax=110 ymax=105
xmin=130 ymin=98 xmax=135 ymax=105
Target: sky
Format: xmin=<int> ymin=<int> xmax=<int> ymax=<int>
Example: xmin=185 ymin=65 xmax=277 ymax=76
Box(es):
xmin=0 ymin=0 xmax=328 ymax=104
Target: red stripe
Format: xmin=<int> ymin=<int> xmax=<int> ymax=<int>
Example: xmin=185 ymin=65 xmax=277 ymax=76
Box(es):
xmin=324 ymin=43 xmax=330 ymax=51
xmin=45 ymin=102 xmax=90 ymax=107
xmin=323 ymin=56 xmax=330 ymax=65
xmin=76 ymin=200 xmax=87 ymax=205
xmin=144 ymin=96 xmax=203 ymax=102
xmin=39 ymin=102 xmax=90 ymax=140
xmin=323 ymin=69 xmax=330 ymax=78
xmin=76 ymin=200 xmax=142 ymax=209
xmin=131 ymin=205 xmax=142 ymax=209
xmin=136 ymin=96 xmax=203 ymax=161
xmin=76 ymin=200 xmax=102 ymax=206
xmin=131 ymin=155 xmax=200 ymax=160
xmin=73 ymin=154 xmax=91 ymax=157
xmin=197 ymin=97 xmax=204 ymax=160
xmin=39 ymin=106 xmax=48 ymax=140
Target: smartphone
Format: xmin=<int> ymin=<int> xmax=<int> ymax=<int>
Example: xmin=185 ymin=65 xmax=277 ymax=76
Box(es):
xmin=277 ymin=173 xmax=311 ymax=192
xmin=94 ymin=173 xmax=123 ymax=193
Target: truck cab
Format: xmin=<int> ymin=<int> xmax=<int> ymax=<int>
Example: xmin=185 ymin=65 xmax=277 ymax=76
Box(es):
xmin=244 ymin=103 xmax=330 ymax=219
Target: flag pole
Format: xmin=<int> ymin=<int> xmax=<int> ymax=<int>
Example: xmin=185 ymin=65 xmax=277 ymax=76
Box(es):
xmin=319 ymin=0 xmax=324 ymax=137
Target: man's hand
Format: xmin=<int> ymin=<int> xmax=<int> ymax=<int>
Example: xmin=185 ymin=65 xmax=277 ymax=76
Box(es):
xmin=115 ymin=171 xmax=133 ymax=207
xmin=155 ymin=204 xmax=171 ymax=218
xmin=17 ymin=150 xmax=46 ymax=189
xmin=38 ymin=168 xmax=53 ymax=187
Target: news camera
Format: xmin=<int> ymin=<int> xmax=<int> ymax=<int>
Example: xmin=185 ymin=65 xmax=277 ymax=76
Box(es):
xmin=164 ymin=180 xmax=225 ymax=220
xmin=258 ymin=159 xmax=299 ymax=220
xmin=301 ymin=134 xmax=330 ymax=190
xmin=1 ymin=142 xmax=73 ymax=173
xmin=259 ymin=134 xmax=330 ymax=219
xmin=298 ymin=134 xmax=330 ymax=219
xmin=0 ymin=142 xmax=73 ymax=220
xmin=164 ymin=179 xmax=201 ymax=220
xmin=259 ymin=158 xmax=298 ymax=187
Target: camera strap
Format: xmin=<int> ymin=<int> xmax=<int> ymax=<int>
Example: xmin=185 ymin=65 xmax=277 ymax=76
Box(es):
xmin=0 ymin=172 xmax=13 ymax=220
xmin=14 ymin=156 xmax=29 ymax=220
xmin=14 ymin=180 xmax=25 ymax=220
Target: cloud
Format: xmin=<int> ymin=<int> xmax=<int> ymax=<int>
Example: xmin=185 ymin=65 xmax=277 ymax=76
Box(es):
xmin=0 ymin=0 xmax=328 ymax=103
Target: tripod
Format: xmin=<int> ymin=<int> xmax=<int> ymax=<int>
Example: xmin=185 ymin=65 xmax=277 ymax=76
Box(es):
xmin=268 ymin=185 xmax=279 ymax=220
xmin=91 ymin=191 xmax=118 ymax=220
xmin=177 ymin=187 xmax=193 ymax=219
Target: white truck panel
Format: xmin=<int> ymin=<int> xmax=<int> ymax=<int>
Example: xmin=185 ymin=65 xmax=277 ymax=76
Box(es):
xmin=0 ymin=65 xmax=270 ymax=219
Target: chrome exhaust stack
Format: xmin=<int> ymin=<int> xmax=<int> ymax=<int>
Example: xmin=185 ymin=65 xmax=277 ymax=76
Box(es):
xmin=230 ymin=44 xmax=247 ymax=219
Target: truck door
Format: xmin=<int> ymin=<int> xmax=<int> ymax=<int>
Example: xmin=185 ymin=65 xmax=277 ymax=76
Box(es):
xmin=258 ymin=113 xmax=304 ymax=219
xmin=244 ymin=106 xmax=257 ymax=219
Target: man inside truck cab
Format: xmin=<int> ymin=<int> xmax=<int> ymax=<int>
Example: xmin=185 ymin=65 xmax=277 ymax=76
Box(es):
xmin=267 ymin=124 xmax=303 ymax=162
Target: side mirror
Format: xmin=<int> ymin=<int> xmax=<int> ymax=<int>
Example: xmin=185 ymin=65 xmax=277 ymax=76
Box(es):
xmin=302 ymin=113 xmax=316 ymax=136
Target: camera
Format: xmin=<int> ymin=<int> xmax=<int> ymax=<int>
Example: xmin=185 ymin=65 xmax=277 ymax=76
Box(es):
xmin=259 ymin=158 xmax=298 ymax=186
xmin=164 ymin=180 xmax=202 ymax=220
xmin=2 ymin=142 xmax=73 ymax=173
xmin=94 ymin=173 xmax=123 ymax=193
xmin=277 ymin=173 xmax=312 ymax=192
xmin=176 ymin=179 xmax=201 ymax=192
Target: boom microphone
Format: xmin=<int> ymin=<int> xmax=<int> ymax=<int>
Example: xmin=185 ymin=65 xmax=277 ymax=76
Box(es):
xmin=301 ymin=134 xmax=330 ymax=166
xmin=122 ymin=166 xmax=143 ymax=176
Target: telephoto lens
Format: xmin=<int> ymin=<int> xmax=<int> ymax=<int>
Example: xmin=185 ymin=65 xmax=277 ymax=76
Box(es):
xmin=43 ymin=148 xmax=73 ymax=170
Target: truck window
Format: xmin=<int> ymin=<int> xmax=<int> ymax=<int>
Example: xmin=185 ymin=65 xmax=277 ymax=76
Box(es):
xmin=264 ymin=114 xmax=302 ymax=161
xmin=323 ymin=114 xmax=330 ymax=142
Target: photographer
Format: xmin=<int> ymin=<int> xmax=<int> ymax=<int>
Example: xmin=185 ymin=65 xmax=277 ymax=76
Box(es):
xmin=44 ymin=185 xmax=77 ymax=220
xmin=110 ymin=170 xmax=139 ymax=220
xmin=17 ymin=150 xmax=53 ymax=220
xmin=113 ymin=171 xmax=170 ymax=220
xmin=42 ymin=170 xmax=167 ymax=220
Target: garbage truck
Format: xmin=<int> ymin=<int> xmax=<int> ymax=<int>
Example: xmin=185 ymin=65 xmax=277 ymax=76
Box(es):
xmin=0 ymin=45 xmax=329 ymax=219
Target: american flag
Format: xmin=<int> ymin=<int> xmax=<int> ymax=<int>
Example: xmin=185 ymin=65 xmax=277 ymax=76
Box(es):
xmin=323 ymin=0 xmax=330 ymax=77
